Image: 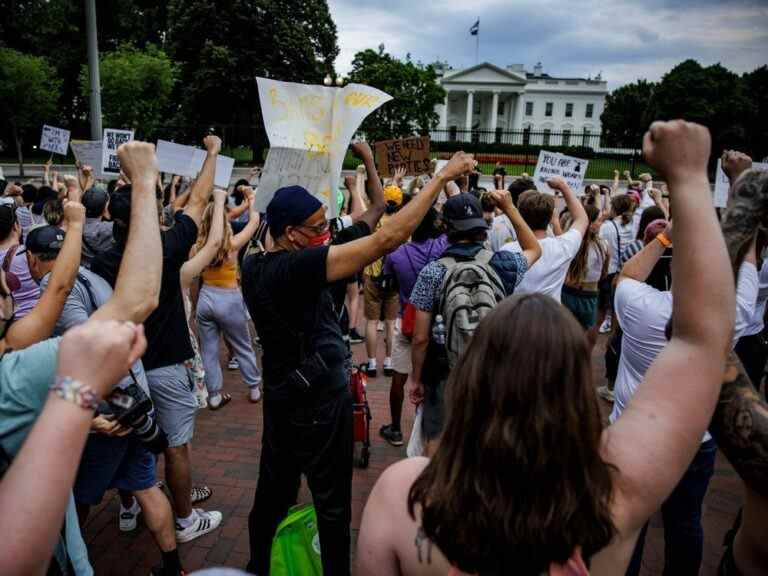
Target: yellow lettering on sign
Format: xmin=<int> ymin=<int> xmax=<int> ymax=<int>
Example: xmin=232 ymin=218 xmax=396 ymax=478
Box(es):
xmin=305 ymin=130 xmax=332 ymax=157
xmin=344 ymin=92 xmax=379 ymax=108
xmin=298 ymin=94 xmax=327 ymax=124
xmin=269 ymin=88 xmax=293 ymax=121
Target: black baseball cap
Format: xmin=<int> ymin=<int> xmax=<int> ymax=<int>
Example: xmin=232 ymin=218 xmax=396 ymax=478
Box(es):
xmin=82 ymin=186 xmax=109 ymax=218
xmin=26 ymin=225 xmax=65 ymax=255
xmin=442 ymin=193 xmax=488 ymax=232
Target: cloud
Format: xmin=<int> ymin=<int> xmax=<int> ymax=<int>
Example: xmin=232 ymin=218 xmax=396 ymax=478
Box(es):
xmin=327 ymin=0 xmax=768 ymax=89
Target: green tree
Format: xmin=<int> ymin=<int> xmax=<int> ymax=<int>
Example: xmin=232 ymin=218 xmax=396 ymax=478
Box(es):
xmin=743 ymin=66 xmax=768 ymax=160
xmin=599 ymin=79 xmax=657 ymax=148
xmin=0 ymin=48 xmax=61 ymax=175
xmin=79 ymin=44 xmax=176 ymax=140
xmin=348 ymin=49 xmax=446 ymax=142
xmin=166 ymin=0 xmax=339 ymax=155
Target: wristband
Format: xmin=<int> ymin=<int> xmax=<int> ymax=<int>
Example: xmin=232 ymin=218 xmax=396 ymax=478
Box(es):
xmin=656 ymin=233 xmax=672 ymax=248
xmin=50 ymin=376 xmax=101 ymax=411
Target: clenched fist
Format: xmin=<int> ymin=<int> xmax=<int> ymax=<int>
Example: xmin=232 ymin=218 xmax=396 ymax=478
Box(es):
xmin=117 ymin=141 xmax=158 ymax=186
xmin=439 ymin=151 xmax=477 ymax=181
xmin=204 ymin=135 xmax=222 ymax=155
xmin=643 ymin=120 xmax=711 ymax=184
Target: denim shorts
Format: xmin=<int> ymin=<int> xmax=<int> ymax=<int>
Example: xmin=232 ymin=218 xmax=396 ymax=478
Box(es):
xmin=73 ymin=433 xmax=156 ymax=505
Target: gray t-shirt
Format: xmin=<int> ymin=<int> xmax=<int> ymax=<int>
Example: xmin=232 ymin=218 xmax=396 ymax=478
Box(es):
xmin=81 ymin=218 xmax=114 ymax=268
xmin=40 ymin=266 xmax=149 ymax=393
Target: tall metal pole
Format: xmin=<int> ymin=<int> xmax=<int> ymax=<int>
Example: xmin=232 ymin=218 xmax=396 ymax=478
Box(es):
xmin=85 ymin=0 xmax=102 ymax=141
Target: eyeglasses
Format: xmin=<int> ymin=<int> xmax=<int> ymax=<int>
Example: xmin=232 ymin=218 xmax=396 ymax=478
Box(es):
xmin=299 ymin=220 xmax=330 ymax=234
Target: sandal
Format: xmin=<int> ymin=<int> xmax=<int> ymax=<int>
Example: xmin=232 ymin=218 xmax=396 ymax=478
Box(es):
xmin=191 ymin=485 xmax=212 ymax=504
xmin=208 ymin=393 xmax=232 ymax=411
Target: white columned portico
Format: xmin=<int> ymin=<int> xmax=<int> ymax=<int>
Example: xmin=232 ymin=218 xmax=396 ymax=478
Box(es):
xmin=512 ymin=94 xmax=525 ymax=130
xmin=465 ymin=91 xmax=474 ymax=131
xmin=490 ymin=91 xmax=500 ymax=132
xmin=440 ymin=91 xmax=449 ymax=128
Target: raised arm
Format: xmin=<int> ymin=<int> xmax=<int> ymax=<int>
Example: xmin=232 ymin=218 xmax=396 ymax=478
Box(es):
xmin=489 ymin=188 xmax=541 ymax=267
xmin=91 ymin=142 xmax=162 ymax=323
xmin=618 ymin=221 xmax=671 ymax=283
xmin=549 ymin=176 xmax=588 ymax=237
xmin=326 ymin=152 xmax=476 ymax=283
xmin=181 ymin=188 xmax=227 ymax=289
xmin=230 ymin=187 xmax=261 ymax=251
xmin=0 ymin=320 xmax=146 ymax=576
xmin=3 ymin=200 xmax=84 ymax=350
xmin=603 ymin=121 xmax=734 ymax=535
xmin=183 ymin=135 xmax=221 ymax=225
xmin=350 ymin=142 xmax=386 ymax=230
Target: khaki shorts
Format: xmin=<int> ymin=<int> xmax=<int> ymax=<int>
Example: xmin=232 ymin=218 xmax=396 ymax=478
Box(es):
xmin=363 ymin=275 xmax=399 ymax=321
xmin=391 ymin=318 xmax=412 ymax=375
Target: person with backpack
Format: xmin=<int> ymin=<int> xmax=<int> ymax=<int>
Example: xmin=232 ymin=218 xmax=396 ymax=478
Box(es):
xmin=406 ymin=190 xmax=540 ymax=454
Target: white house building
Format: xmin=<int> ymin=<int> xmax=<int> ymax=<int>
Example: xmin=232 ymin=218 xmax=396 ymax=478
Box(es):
xmin=434 ymin=62 xmax=608 ymax=145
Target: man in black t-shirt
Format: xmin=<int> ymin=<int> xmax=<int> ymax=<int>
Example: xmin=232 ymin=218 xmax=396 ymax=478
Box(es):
xmin=241 ymin=151 xmax=477 ymax=576
xmin=91 ymin=136 xmax=224 ymax=544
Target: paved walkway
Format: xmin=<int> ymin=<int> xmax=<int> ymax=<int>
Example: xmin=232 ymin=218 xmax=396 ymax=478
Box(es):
xmin=84 ymin=335 xmax=741 ymax=575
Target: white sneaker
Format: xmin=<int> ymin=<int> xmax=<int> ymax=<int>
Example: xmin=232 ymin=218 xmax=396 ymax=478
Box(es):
xmin=377 ymin=321 xmax=384 ymax=332
xmin=175 ymin=508 xmax=223 ymax=543
xmin=249 ymin=386 xmax=262 ymax=403
xmin=597 ymin=385 xmax=615 ymax=402
xmin=228 ymin=358 xmax=239 ymax=370
xmin=119 ymin=499 xmax=141 ymax=532
xmin=383 ymin=357 xmax=393 ymax=377
xmin=598 ymin=315 xmax=612 ymax=334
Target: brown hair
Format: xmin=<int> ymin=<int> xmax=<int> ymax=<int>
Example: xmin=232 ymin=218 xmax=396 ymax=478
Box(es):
xmin=518 ymin=191 xmax=555 ymax=231
xmin=195 ymin=201 xmax=232 ymax=267
xmin=611 ymin=194 xmax=634 ymax=225
xmin=408 ymin=295 xmax=616 ymax=574
xmin=567 ymin=204 xmax=607 ymax=286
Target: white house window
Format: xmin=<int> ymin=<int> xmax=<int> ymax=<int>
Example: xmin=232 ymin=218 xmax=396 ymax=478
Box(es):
xmin=585 ymin=103 xmax=594 ymax=118
xmin=498 ymin=101 xmax=505 ymax=116
xmin=543 ymin=129 xmax=551 ymax=146
xmin=563 ymin=130 xmax=571 ymax=147
xmin=525 ymin=101 xmax=534 ymax=116
xmin=545 ymin=102 xmax=553 ymax=117
xmin=565 ymin=103 xmax=573 ymax=118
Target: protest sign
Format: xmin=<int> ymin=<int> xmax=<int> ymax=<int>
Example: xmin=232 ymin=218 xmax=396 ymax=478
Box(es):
xmin=713 ymin=159 xmax=768 ymax=208
xmin=40 ymin=125 xmax=71 ymax=156
xmin=102 ymin=129 xmax=134 ymax=178
xmin=70 ymin=140 xmax=105 ymax=179
xmin=157 ymin=140 xmax=200 ymax=177
xmin=374 ymin=136 xmax=431 ymax=177
xmin=532 ymin=151 xmax=589 ymax=195
xmin=256 ymin=77 xmax=391 ymax=217
xmin=191 ymin=150 xmax=235 ymax=189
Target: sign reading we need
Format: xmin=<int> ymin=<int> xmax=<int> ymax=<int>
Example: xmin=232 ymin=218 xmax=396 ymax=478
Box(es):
xmin=374 ymin=136 xmax=431 ymax=177
xmin=533 ymin=150 xmax=589 ymax=195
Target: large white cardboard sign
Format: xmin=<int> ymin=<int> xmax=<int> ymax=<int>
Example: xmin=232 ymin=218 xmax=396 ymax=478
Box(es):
xmin=533 ymin=150 xmax=589 ymax=195
xmin=102 ymin=129 xmax=134 ymax=178
xmin=256 ymin=78 xmax=392 ymax=217
xmin=40 ymin=125 xmax=71 ymax=156
xmin=156 ymin=140 xmax=235 ymax=188
xmin=713 ymin=159 xmax=768 ymax=208
xmin=70 ymin=140 xmax=105 ymax=179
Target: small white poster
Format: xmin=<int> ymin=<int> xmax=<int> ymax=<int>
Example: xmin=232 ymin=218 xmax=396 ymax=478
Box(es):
xmin=40 ymin=125 xmax=71 ymax=156
xmin=533 ymin=150 xmax=589 ymax=195
xmin=102 ymin=129 xmax=134 ymax=177
xmin=256 ymin=78 xmax=391 ymax=217
xmin=713 ymin=159 xmax=768 ymax=208
xmin=156 ymin=140 xmax=200 ymax=177
xmin=191 ymin=150 xmax=235 ymax=189
xmin=70 ymin=140 xmax=105 ymax=179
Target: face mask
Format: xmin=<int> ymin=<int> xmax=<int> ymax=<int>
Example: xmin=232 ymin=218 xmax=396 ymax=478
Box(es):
xmin=305 ymin=229 xmax=331 ymax=247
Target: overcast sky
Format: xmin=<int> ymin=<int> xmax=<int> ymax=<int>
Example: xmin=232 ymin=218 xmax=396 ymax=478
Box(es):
xmin=327 ymin=0 xmax=768 ymax=90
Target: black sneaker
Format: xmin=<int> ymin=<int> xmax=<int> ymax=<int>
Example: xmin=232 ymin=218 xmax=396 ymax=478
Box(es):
xmin=365 ymin=363 xmax=377 ymax=378
xmin=349 ymin=328 xmax=364 ymax=344
xmin=380 ymin=424 xmax=404 ymax=446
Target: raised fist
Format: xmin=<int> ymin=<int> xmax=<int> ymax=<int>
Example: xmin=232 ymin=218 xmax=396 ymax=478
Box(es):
xmin=440 ymin=151 xmax=477 ymax=181
xmin=117 ymin=141 xmax=158 ymax=185
xmin=62 ymin=199 xmax=85 ymax=225
xmin=643 ymin=120 xmax=711 ymax=184
xmin=350 ymin=141 xmax=372 ymax=160
xmin=204 ymin=135 xmax=222 ymax=155
xmin=721 ymin=150 xmax=753 ymax=184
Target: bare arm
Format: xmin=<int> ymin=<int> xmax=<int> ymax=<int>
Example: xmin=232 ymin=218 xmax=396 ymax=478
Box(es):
xmin=326 ymin=152 xmax=476 ymax=283
xmin=181 ymin=188 xmax=226 ymax=289
xmin=351 ymin=142 xmax=386 ymax=230
xmin=549 ymin=177 xmax=588 ymax=237
xmin=183 ymin=136 xmax=221 ymax=225
xmin=618 ymin=224 xmax=670 ymax=283
xmin=490 ymin=189 xmax=541 ymax=267
xmin=612 ymin=170 xmax=620 ymax=195
xmin=230 ymin=189 xmax=261 ymax=251
xmin=4 ymin=201 xmax=84 ymax=350
xmin=603 ymin=121 xmax=734 ymax=535
xmin=91 ymin=142 xmax=162 ymax=323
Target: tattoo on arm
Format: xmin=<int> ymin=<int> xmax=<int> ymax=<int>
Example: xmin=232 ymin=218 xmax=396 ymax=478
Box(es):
xmin=708 ymin=354 xmax=768 ymax=498
xmin=414 ymin=526 xmax=433 ymax=564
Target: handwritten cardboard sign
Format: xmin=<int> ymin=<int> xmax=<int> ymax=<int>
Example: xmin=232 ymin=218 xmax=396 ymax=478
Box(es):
xmin=256 ymin=78 xmax=391 ymax=217
xmin=70 ymin=140 xmax=105 ymax=179
xmin=40 ymin=125 xmax=71 ymax=156
xmin=374 ymin=137 xmax=431 ymax=177
xmin=102 ymin=129 xmax=134 ymax=178
xmin=533 ymin=150 xmax=589 ymax=195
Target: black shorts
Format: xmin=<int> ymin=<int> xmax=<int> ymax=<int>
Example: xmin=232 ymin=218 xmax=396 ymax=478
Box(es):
xmin=598 ymin=273 xmax=617 ymax=310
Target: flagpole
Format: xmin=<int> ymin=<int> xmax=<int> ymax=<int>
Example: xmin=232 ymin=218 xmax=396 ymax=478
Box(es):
xmin=475 ymin=20 xmax=480 ymax=64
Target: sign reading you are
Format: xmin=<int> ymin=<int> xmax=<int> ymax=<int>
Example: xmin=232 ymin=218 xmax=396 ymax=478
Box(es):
xmin=375 ymin=136 xmax=431 ymax=177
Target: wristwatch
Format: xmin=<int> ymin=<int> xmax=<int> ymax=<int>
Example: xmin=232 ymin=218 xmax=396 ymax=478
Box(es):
xmin=50 ymin=376 xmax=101 ymax=411
xmin=656 ymin=233 xmax=672 ymax=248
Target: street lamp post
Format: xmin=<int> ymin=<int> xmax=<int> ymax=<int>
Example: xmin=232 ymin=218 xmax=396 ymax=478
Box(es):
xmin=85 ymin=0 xmax=102 ymax=141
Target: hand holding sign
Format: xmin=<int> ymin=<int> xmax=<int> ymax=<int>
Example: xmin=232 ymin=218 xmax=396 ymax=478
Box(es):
xmin=533 ymin=151 xmax=589 ymax=195
xmin=40 ymin=125 xmax=71 ymax=156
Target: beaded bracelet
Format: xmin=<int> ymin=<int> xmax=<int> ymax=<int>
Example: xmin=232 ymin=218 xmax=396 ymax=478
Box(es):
xmin=50 ymin=376 xmax=101 ymax=411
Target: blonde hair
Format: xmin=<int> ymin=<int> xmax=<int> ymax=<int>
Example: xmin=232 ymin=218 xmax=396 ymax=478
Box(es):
xmin=195 ymin=201 xmax=232 ymax=268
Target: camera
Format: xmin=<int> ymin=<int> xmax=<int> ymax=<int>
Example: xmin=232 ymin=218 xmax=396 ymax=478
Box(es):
xmin=105 ymin=382 xmax=168 ymax=454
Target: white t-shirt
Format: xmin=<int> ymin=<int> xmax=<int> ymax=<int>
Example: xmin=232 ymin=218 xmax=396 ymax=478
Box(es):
xmin=631 ymin=189 xmax=656 ymax=238
xmin=599 ymin=219 xmax=634 ymax=274
xmin=501 ymin=228 xmax=583 ymax=301
xmin=743 ymin=262 xmax=768 ymax=337
xmin=610 ymin=262 xmax=759 ymax=443
xmin=583 ymin=240 xmax=608 ymax=284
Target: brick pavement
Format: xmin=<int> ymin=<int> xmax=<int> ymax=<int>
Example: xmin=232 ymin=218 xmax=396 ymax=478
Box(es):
xmin=84 ymin=334 xmax=741 ymax=575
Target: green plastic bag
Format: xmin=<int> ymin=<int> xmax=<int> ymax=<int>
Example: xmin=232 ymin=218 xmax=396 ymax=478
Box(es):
xmin=270 ymin=504 xmax=323 ymax=576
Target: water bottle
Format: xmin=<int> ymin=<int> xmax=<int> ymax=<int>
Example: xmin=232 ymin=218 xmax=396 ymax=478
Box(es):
xmin=432 ymin=314 xmax=446 ymax=345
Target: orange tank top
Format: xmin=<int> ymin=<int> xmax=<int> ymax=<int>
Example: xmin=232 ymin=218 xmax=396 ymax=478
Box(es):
xmin=201 ymin=258 xmax=238 ymax=289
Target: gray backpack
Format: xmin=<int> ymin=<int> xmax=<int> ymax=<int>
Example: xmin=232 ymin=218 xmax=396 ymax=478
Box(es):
xmin=436 ymin=249 xmax=506 ymax=368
